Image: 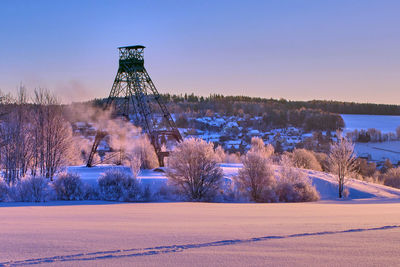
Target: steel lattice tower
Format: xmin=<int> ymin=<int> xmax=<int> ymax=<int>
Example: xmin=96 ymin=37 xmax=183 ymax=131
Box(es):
xmin=86 ymin=45 xmax=182 ymax=167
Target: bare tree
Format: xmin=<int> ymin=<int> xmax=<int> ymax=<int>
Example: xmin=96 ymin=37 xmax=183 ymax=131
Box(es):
xmin=328 ymin=134 xmax=357 ymax=198
xmin=0 ymin=87 xmax=32 ymax=184
xmin=31 ymin=89 xmax=73 ymax=180
xmin=166 ymin=138 xmax=223 ymax=201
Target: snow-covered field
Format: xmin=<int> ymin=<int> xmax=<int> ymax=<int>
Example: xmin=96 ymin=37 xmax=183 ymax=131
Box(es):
xmin=355 ymin=141 xmax=400 ymax=163
xmin=342 ymin=114 xmax=400 ymax=133
xmin=1 ymin=165 xmax=399 ymax=266
xmin=0 ymin=201 xmax=399 ymax=266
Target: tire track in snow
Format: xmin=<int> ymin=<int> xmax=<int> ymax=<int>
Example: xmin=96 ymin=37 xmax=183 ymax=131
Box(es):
xmin=1 ymin=225 xmax=399 ymax=266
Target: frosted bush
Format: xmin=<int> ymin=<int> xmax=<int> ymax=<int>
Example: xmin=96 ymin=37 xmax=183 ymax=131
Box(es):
xmin=225 ymin=153 xmax=241 ymax=163
xmin=98 ymin=169 xmax=142 ymax=201
xmin=314 ymin=152 xmax=329 ymax=171
xmin=235 ymin=151 xmax=277 ymax=203
xmin=0 ymin=179 xmax=9 ymax=202
xmin=382 ymin=168 xmax=400 ymax=189
xmin=288 ymin=149 xmax=322 ymax=171
xmin=53 ymin=173 xmax=85 ymax=200
xmin=276 ymin=181 xmax=320 ymax=202
xmin=83 ymin=183 xmax=99 ymax=200
xmin=11 ymin=176 xmax=53 ymax=202
xmin=249 ymin=137 xmax=274 ymax=158
xmin=166 ymin=138 xmax=223 ymax=201
xmin=277 ymin=155 xmax=320 ymax=202
xmin=155 ymin=184 xmax=181 ymax=201
xmin=279 ymin=155 xmax=308 ymax=184
xmin=214 ymin=145 xmax=226 ymax=163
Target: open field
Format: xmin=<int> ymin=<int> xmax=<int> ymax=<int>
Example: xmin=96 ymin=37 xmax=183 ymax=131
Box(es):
xmin=354 ymin=141 xmax=400 ymax=163
xmin=342 ymin=114 xmax=400 ymax=134
xmin=0 ymin=201 xmax=399 ymax=266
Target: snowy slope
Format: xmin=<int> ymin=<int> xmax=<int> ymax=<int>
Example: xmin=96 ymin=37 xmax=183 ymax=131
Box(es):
xmin=69 ymin=164 xmax=400 ymax=201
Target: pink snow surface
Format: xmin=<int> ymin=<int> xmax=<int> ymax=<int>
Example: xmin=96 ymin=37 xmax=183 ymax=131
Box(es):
xmin=1 ymin=164 xmax=397 ymax=265
xmin=0 ymin=202 xmax=399 ymax=266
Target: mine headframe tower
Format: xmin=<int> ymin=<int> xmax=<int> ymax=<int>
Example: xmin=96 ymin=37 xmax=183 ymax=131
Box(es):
xmin=86 ymin=45 xmax=182 ymax=167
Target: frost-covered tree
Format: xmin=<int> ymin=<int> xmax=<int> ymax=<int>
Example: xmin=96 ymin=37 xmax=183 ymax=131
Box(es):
xmin=166 ymin=138 xmax=223 ymax=201
xmin=328 ymin=134 xmax=357 ymax=198
xmin=235 ymin=150 xmax=276 ymax=202
xmin=249 ymin=137 xmax=274 ymax=158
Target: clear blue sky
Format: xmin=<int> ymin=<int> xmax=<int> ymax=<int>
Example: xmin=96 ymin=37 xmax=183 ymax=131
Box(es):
xmin=0 ymin=0 xmax=399 ymax=104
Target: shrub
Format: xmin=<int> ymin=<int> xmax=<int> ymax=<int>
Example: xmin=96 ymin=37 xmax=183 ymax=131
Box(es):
xmin=382 ymin=168 xmax=400 ymax=189
xmin=11 ymin=176 xmax=52 ymax=202
xmin=166 ymin=138 xmax=223 ymax=201
xmin=279 ymin=155 xmax=308 ymax=184
xmin=98 ymin=169 xmax=142 ymax=201
xmin=356 ymin=158 xmax=376 ymax=178
xmin=214 ymin=145 xmax=226 ymax=163
xmin=225 ymin=152 xmax=241 ymax=163
xmin=276 ymin=181 xmax=320 ymax=202
xmin=277 ymin=155 xmax=320 ymax=202
xmin=0 ymin=179 xmax=9 ymax=202
xmin=249 ymin=137 xmax=274 ymax=158
xmin=53 ymin=173 xmax=85 ymax=200
xmin=83 ymin=183 xmax=99 ymax=200
xmin=314 ymin=152 xmax=329 ymax=171
xmin=235 ymin=151 xmax=277 ymax=203
xmin=289 ymin=149 xmax=322 ymax=171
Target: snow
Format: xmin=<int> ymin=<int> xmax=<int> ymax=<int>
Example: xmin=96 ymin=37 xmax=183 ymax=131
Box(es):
xmin=69 ymin=163 xmax=400 ymax=201
xmin=354 ymin=141 xmax=400 ymax=164
xmin=342 ymin=114 xmax=400 ymax=133
xmin=1 ymin=166 xmax=400 ymax=266
xmin=0 ymin=201 xmax=399 ymax=266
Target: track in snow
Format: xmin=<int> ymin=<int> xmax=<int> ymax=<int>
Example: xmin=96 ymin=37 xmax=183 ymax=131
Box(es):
xmin=2 ymin=225 xmax=399 ymax=266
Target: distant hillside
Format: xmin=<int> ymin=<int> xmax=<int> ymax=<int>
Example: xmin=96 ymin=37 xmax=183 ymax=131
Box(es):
xmin=90 ymin=93 xmax=400 ymax=116
xmin=160 ymin=94 xmax=400 ymax=116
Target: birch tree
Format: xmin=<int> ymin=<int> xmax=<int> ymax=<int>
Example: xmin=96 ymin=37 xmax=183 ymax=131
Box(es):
xmin=328 ymin=134 xmax=357 ymax=198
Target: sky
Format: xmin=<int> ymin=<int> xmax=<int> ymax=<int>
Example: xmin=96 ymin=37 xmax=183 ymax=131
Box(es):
xmin=0 ymin=0 xmax=399 ymax=104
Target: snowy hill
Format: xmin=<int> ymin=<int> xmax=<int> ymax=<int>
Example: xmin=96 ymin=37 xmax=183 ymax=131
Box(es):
xmin=69 ymin=164 xmax=400 ymax=202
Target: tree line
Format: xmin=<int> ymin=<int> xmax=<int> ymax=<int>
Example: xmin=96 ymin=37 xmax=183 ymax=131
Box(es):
xmin=0 ymin=88 xmax=73 ymax=184
xmin=161 ymin=93 xmax=400 ymax=115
